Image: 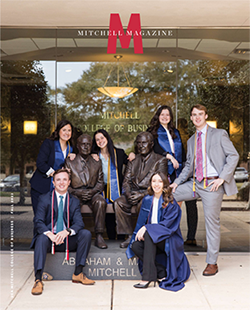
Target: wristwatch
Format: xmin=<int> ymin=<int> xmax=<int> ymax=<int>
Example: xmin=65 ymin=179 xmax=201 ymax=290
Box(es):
xmin=66 ymin=228 xmax=72 ymax=236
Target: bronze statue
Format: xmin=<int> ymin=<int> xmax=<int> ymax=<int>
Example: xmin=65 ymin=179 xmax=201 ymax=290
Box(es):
xmin=114 ymin=132 xmax=168 ymax=248
xmin=65 ymin=134 xmax=107 ymax=249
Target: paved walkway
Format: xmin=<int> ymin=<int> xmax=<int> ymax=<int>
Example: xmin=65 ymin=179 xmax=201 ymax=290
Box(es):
xmin=1 ymin=251 xmax=250 ymax=310
xmin=1 ymin=196 xmax=250 ymax=309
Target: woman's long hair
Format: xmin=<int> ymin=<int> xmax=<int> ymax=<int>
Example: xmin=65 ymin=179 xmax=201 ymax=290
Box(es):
xmin=148 ymin=105 xmax=177 ymax=140
xmin=92 ymin=129 xmax=116 ymax=165
xmin=49 ymin=120 xmax=74 ymax=146
xmin=147 ymin=171 xmax=174 ymax=207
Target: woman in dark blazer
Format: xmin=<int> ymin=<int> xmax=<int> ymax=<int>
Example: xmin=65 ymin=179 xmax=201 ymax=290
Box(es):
xmin=92 ymin=129 xmax=129 ymax=239
xmin=30 ymin=120 xmax=75 ymax=214
xmin=126 ymin=171 xmax=190 ymax=291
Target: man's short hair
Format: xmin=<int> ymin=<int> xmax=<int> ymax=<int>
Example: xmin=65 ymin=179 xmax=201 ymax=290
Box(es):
xmin=136 ymin=131 xmax=154 ymax=143
xmin=190 ymin=104 xmax=208 ymax=116
xmin=77 ymin=134 xmax=92 ymax=144
xmin=53 ymin=168 xmax=71 ymax=180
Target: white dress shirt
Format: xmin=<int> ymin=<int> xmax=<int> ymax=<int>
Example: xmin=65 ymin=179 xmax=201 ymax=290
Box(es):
xmin=196 ymin=124 xmax=218 ymax=177
xmin=151 ymin=197 xmax=159 ymax=224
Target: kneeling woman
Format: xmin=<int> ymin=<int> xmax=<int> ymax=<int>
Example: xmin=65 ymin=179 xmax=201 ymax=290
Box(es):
xmin=126 ymin=172 xmax=190 ymax=291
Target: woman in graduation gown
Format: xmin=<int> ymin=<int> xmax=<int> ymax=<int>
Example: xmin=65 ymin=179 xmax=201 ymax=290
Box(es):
xmin=147 ymin=105 xmax=198 ymax=246
xmin=30 ymin=120 xmax=75 ymax=215
xmin=92 ymin=129 xmax=130 ymax=239
xmin=126 ymin=171 xmax=190 ymax=291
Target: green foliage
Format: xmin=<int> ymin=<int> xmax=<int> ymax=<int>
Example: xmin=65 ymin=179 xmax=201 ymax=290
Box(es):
xmin=59 ymin=59 xmax=249 ymax=157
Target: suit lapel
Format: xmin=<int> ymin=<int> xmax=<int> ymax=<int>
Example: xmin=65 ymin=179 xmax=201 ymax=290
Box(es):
xmin=78 ymin=155 xmax=89 ymax=185
xmin=54 ymin=192 xmax=58 ymax=224
xmin=206 ymin=125 xmax=213 ymax=158
xmin=158 ymin=195 xmax=164 ymax=222
xmin=63 ymin=193 xmax=69 ymax=225
xmin=138 ymin=153 xmax=154 ymax=183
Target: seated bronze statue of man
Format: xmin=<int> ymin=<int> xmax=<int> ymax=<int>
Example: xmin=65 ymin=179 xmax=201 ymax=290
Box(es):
xmin=65 ymin=134 xmax=107 ymax=249
xmin=114 ymin=131 xmax=168 ymax=248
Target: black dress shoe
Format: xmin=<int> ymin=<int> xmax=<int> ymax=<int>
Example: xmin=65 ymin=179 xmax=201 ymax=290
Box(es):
xmin=134 ymin=281 xmax=156 ymax=289
xmin=184 ymin=239 xmax=197 ymax=246
xmin=120 ymin=235 xmax=132 ymax=248
xmin=95 ymin=234 xmax=108 ymax=249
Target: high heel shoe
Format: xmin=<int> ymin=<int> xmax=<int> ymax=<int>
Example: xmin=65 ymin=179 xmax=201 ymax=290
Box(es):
xmin=133 ymin=281 xmax=156 ymax=289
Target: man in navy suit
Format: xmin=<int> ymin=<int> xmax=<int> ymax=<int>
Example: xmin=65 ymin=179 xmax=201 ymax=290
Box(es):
xmin=31 ymin=168 xmax=94 ymax=295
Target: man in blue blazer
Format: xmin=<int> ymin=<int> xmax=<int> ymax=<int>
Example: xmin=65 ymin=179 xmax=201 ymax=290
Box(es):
xmin=30 ymin=169 xmax=94 ymax=295
xmin=171 ymin=104 xmax=239 ymax=276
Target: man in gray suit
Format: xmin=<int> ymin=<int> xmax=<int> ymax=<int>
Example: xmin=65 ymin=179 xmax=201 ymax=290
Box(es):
xmin=171 ymin=104 xmax=239 ymax=276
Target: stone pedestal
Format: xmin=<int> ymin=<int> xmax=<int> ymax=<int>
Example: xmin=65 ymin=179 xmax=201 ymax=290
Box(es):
xmin=44 ymin=241 xmax=140 ymax=280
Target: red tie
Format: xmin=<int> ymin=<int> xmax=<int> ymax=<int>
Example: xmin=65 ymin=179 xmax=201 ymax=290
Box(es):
xmin=196 ymin=131 xmax=203 ymax=182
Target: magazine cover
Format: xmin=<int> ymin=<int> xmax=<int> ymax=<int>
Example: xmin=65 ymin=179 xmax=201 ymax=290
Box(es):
xmin=1 ymin=1 xmax=250 ymax=308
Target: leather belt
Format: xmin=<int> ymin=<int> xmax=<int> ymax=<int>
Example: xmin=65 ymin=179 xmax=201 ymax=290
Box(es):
xmin=206 ymin=176 xmax=219 ymax=180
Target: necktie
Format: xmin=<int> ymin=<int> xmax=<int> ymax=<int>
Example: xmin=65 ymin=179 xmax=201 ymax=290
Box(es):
xmin=56 ymin=195 xmax=64 ymax=233
xmin=196 ymin=131 xmax=203 ymax=182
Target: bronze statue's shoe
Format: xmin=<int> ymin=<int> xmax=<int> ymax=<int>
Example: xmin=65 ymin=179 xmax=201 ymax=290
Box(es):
xmin=95 ymin=234 xmax=108 ymax=249
xmin=120 ymin=235 xmax=132 ymax=248
xmin=184 ymin=239 xmax=197 ymax=246
xmin=202 ymin=264 xmax=218 ymax=276
xmin=42 ymin=272 xmax=53 ymax=281
xmin=31 ymin=280 xmax=43 ymax=295
xmin=72 ymin=273 xmax=95 ymax=285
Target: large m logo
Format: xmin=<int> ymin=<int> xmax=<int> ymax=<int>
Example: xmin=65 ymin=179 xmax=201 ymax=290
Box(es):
xmin=107 ymin=14 xmax=143 ymax=54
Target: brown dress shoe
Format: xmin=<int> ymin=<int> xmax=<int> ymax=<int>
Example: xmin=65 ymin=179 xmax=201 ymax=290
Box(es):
xmin=120 ymin=235 xmax=132 ymax=248
xmin=72 ymin=273 xmax=95 ymax=285
xmin=184 ymin=239 xmax=197 ymax=246
xmin=95 ymin=234 xmax=108 ymax=249
xmin=31 ymin=280 xmax=43 ymax=295
xmin=203 ymin=264 xmax=218 ymax=276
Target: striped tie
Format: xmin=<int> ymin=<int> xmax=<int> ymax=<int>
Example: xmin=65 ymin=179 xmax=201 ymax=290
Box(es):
xmin=196 ymin=131 xmax=203 ymax=182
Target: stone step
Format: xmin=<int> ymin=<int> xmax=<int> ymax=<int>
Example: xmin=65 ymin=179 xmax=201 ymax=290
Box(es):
xmin=44 ymin=240 xmax=141 ymax=280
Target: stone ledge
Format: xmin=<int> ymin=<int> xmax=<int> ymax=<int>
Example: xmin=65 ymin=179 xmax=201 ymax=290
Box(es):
xmin=44 ymin=240 xmax=140 ymax=280
xmin=81 ymin=203 xmax=137 ymax=214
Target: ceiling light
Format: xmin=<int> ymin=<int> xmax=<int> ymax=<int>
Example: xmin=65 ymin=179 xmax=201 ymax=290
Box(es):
xmin=97 ymin=55 xmax=138 ymax=99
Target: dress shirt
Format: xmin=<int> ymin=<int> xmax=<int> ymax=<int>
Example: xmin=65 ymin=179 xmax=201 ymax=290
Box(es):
xmin=164 ymin=127 xmax=175 ymax=154
xmin=100 ymin=153 xmax=108 ymax=184
xmin=141 ymin=152 xmax=152 ymax=170
xmin=62 ymin=148 xmax=67 ymax=159
xmin=151 ymin=197 xmax=159 ymax=224
xmin=196 ymin=124 xmax=218 ymax=178
xmin=44 ymin=190 xmax=75 ymax=236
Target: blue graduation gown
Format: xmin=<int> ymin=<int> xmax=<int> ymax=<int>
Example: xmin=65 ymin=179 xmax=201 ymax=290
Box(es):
xmin=126 ymin=194 xmax=190 ymax=291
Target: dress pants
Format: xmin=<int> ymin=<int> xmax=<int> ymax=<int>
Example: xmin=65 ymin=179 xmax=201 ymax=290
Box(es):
xmin=185 ymin=199 xmax=198 ymax=240
xmin=169 ymin=173 xmax=198 ymax=241
xmin=84 ymin=193 xmax=106 ymax=234
xmin=34 ymin=229 xmax=92 ymax=275
xmin=114 ymin=195 xmax=143 ymax=235
xmin=132 ymin=231 xmax=167 ymax=281
xmin=173 ymin=179 xmax=224 ymax=264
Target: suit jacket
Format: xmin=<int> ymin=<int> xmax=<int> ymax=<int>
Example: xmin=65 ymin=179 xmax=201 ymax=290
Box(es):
xmin=122 ymin=151 xmax=168 ymax=200
xmin=65 ymin=154 xmax=104 ymax=197
xmin=114 ymin=147 xmax=128 ymax=189
xmin=30 ymin=139 xmax=56 ymax=194
xmin=30 ymin=191 xmax=84 ymax=248
xmin=174 ymin=126 xmax=239 ymax=196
